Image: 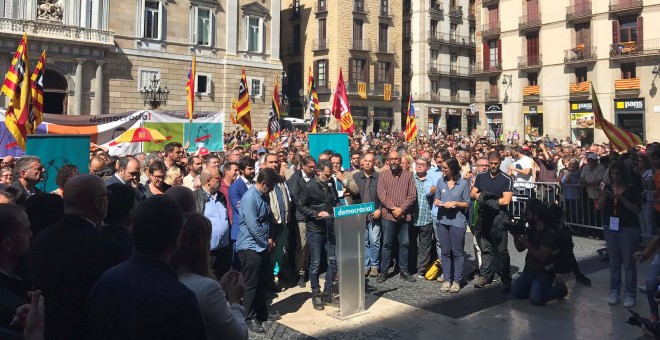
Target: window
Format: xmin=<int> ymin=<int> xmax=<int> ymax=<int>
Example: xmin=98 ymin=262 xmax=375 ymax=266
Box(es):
xmin=315 ymin=59 xmax=329 ymax=88
xmin=350 ymin=59 xmax=368 ymax=82
xmin=355 ymin=0 xmax=364 ymax=11
xmin=137 ymin=68 xmax=161 ymax=91
xmin=84 ymin=0 xmax=99 ymax=29
xmin=450 ymin=24 xmax=457 ymax=40
xmin=245 ymin=16 xmax=263 ymax=52
xmin=575 ymin=67 xmax=587 ymax=83
xmin=0 ymin=0 xmax=12 ymax=18
xmin=293 ymin=0 xmax=301 ymax=17
xmin=621 ymin=63 xmax=636 ymax=79
xmin=489 ymin=77 xmax=498 ymax=93
xmin=450 ymin=53 xmax=458 ymax=68
xmin=489 ymin=40 xmax=499 ymax=66
xmin=381 ymin=0 xmax=389 ymax=16
xmin=318 ymin=19 xmax=326 ymax=42
xmin=431 ymin=80 xmax=439 ymax=93
xmin=143 ymin=1 xmax=161 ymax=39
xmin=619 ymin=17 xmax=638 ymax=43
xmin=194 ymin=7 xmax=213 ymax=46
xmin=431 ymin=49 xmax=439 ymax=63
xmin=469 ymin=55 xmax=476 ymax=69
xmin=431 ymin=20 xmax=438 ymax=36
xmin=379 ymin=24 xmax=388 ymax=51
xmin=527 ymin=72 xmax=538 ymax=86
xmin=450 ymin=81 xmax=458 ymax=97
xmin=353 ymin=19 xmax=363 ymax=48
xmin=469 ymin=26 xmax=475 ymax=43
xmin=247 ymin=77 xmax=263 ymax=97
xmin=375 ymin=61 xmax=391 ymax=83
xmin=196 ymin=74 xmax=211 ymax=94
xmin=469 ymin=81 xmax=476 ymax=98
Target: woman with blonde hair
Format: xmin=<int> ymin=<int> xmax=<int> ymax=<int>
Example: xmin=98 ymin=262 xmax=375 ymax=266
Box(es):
xmin=164 ymin=166 xmax=183 ymax=187
xmin=171 ymin=212 xmax=248 ymax=340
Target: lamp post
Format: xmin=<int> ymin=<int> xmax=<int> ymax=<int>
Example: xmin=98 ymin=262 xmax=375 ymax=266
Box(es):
xmin=299 ymin=88 xmax=307 ymax=119
xmin=140 ymin=75 xmax=170 ymax=109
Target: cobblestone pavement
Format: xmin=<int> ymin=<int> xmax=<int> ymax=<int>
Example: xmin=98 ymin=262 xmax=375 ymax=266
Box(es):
xmin=248 ymin=232 xmax=608 ymax=339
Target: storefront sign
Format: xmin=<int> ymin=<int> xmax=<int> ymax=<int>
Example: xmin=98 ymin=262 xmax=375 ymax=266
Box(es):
xmin=615 ymin=99 xmax=645 ymax=113
xmin=485 ymin=104 xmax=502 ymax=114
xmin=523 ymin=104 xmax=544 ymax=115
xmin=427 ymin=107 xmax=442 ymax=116
xmin=350 ymin=106 xmax=368 ymax=120
xmin=446 ymin=108 xmax=461 ymax=115
xmin=570 ymin=101 xmax=594 ymax=128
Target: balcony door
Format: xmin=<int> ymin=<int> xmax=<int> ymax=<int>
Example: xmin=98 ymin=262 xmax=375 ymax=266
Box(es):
xmin=526 ymin=32 xmax=539 ymax=65
xmin=353 ymin=19 xmax=363 ymax=49
xmin=575 ymin=23 xmax=591 ymax=54
xmin=488 ymin=5 xmax=498 ymax=27
xmin=526 ymin=0 xmax=539 ymax=19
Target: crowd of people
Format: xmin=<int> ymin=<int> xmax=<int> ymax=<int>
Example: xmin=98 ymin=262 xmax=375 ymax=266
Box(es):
xmin=0 ymin=126 xmax=659 ymax=339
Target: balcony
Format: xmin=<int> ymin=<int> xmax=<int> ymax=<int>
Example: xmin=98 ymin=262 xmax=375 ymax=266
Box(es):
xmin=377 ymin=42 xmax=397 ymax=55
xmin=374 ymin=83 xmax=400 ymax=98
xmin=427 ymin=31 xmax=476 ymax=48
xmin=569 ymin=82 xmax=591 ymax=98
xmin=316 ymin=80 xmax=332 ymax=94
xmin=610 ymin=39 xmax=660 ymax=60
xmin=518 ymin=54 xmax=542 ymax=69
xmin=427 ymin=92 xmax=469 ymax=103
xmin=481 ymin=22 xmax=501 ymax=38
xmin=353 ymin=3 xmax=368 ymax=15
xmin=482 ymin=0 xmax=499 ymax=6
xmin=519 ymin=13 xmax=542 ymax=32
xmin=429 ymin=1 xmax=444 ymax=15
xmin=0 ymin=17 xmax=114 ymax=47
xmin=380 ymin=7 xmax=394 ymax=19
xmin=427 ymin=63 xmax=474 ymax=78
xmin=312 ymin=39 xmax=328 ymax=51
xmin=315 ymin=1 xmax=328 ymax=14
xmin=523 ymin=85 xmax=541 ymax=101
xmin=468 ymin=9 xmax=476 ymax=21
xmin=350 ymin=39 xmax=371 ymax=52
xmin=566 ymin=2 xmax=592 ymax=23
xmin=485 ymin=89 xmax=499 ymax=102
xmin=614 ymin=78 xmax=641 ymax=97
xmin=564 ymin=46 xmax=597 ymax=64
xmin=449 ymin=6 xmax=463 ymax=21
xmin=474 ymin=61 xmax=502 ymax=75
xmin=346 ymin=81 xmax=370 ymax=96
xmin=609 ymin=0 xmax=643 ymax=15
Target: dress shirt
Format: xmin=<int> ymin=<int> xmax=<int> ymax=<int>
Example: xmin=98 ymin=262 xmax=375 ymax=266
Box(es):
xmin=413 ymin=174 xmax=434 ymax=226
xmin=235 ymin=187 xmax=271 ymax=253
xmin=377 ymin=169 xmax=418 ymax=222
xmin=182 ymin=173 xmax=195 ymax=190
xmin=435 ymin=176 xmax=471 ymax=228
xmin=203 ymin=190 xmax=230 ymax=250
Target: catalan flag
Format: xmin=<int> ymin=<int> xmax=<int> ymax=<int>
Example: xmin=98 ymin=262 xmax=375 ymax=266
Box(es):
xmin=590 ymin=82 xmax=643 ymax=152
xmin=405 ymin=93 xmax=417 ymax=142
xmin=331 ymin=68 xmax=355 ymax=134
xmin=264 ymin=76 xmax=281 ymax=147
xmin=307 ymin=67 xmax=320 ymax=133
xmin=2 ymin=33 xmax=31 ymax=150
xmin=235 ymin=67 xmax=252 ymax=134
xmin=30 ymin=50 xmax=46 ymax=134
xmin=185 ymin=54 xmax=196 ymax=122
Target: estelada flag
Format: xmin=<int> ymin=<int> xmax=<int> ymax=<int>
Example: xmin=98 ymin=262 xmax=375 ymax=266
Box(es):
xmin=307 ymin=67 xmax=320 ymax=133
xmin=405 ymin=93 xmax=417 ymax=142
xmin=185 ymin=54 xmax=196 ymax=122
xmin=235 ymin=67 xmax=252 ymax=134
xmin=30 ymin=50 xmax=46 ymax=134
xmin=590 ymin=82 xmax=643 ymax=151
xmin=331 ymin=68 xmax=354 ymax=133
xmin=2 ymin=33 xmax=31 ymax=150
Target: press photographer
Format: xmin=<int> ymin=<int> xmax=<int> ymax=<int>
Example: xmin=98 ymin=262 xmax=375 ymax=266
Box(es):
xmin=510 ymin=200 xmax=568 ymax=305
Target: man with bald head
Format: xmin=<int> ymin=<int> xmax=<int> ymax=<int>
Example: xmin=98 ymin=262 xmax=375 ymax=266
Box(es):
xmin=89 ymin=156 xmax=105 ymax=176
xmin=1 ymin=155 xmax=14 ymax=168
xmin=194 ymin=166 xmax=231 ymax=277
xmin=28 ymin=174 xmax=122 ymax=340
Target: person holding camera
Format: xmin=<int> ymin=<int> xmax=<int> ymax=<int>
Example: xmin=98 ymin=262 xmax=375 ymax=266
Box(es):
xmin=510 ymin=201 xmax=568 ymax=305
xmin=600 ymin=160 xmax=642 ymax=308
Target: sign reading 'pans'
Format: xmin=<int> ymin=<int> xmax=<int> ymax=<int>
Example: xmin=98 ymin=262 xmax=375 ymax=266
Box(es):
xmin=615 ymin=99 xmax=645 ymax=113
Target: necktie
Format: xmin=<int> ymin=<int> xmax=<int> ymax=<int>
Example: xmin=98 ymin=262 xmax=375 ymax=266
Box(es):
xmin=275 ymin=186 xmax=285 ymax=224
xmin=336 ymin=178 xmax=346 ymax=206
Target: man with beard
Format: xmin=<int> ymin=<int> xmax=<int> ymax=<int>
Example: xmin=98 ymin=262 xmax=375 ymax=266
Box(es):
xmin=229 ymin=157 xmax=257 ymax=268
xmin=182 ymin=156 xmax=203 ymax=190
xmin=286 ymin=155 xmax=316 ymax=287
xmin=105 ymin=157 xmax=147 ymax=202
xmin=220 ymin=162 xmax=239 ymax=224
xmin=296 ymin=159 xmax=339 ymax=311
xmin=194 ymin=166 xmax=231 ymax=278
xmin=163 ymin=142 xmax=185 ymax=173
xmin=471 ymin=152 xmax=514 ymax=290
xmin=376 ymin=151 xmax=417 ymax=283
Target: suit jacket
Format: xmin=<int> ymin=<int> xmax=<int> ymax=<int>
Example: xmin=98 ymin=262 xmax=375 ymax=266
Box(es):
xmin=10 ymin=180 xmax=41 ymax=199
xmin=228 ymin=178 xmax=249 ymax=241
xmin=105 ymin=177 xmax=147 ymax=202
xmin=334 ymin=171 xmax=359 ymax=205
xmin=286 ymin=170 xmax=309 ymax=222
xmin=29 ymin=215 xmax=122 ymax=340
xmin=104 ymin=175 xmax=124 ymax=187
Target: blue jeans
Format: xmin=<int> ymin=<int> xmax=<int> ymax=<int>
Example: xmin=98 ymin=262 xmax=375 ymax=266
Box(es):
xmin=380 ymin=219 xmax=410 ymax=273
xmin=436 ymin=223 xmax=466 ymax=283
xmin=511 ymin=272 xmax=565 ymax=305
xmin=603 ymin=226 xmax=641 ymax=298
xmin=307 ymin=229 xmax=337 ymax=293
xmin=365 ymin=220 xmax=381 ymax=269
xmin=646 ymin=264 xmax=660 ymax=318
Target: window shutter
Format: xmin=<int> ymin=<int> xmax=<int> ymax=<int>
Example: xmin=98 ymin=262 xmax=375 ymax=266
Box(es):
xmin=387 ymin=62 xmax=393 ymax=84
xmin=192 ymin=7 xmax=198 ymax=45
xmin=483 ymin=42 xmax=489 ymax=69
xmin=612 ymin=20 xmax=619 ymax=45
xmin=637 ymin=16 xmax=643 ymax=51
xmin=497 ymin=39 xmax=502 ymax=67
xmin=324 ymin=59 xmax=329 ymax=86
xmin=139 ymin=1 xmax=145 ymax=38
xmin=158 ymin=1 xmax=164 ymax=40
xmin=244 ymin=17 xmax=248 ymax=51
xmin=364 ymin=59 xmax=370 ymax=84
xmin=348 ymin=59 xmax=354 ymax=82
xmin=260 ymin=18 xmax=265 ymax=53
xmin=314 ymin=60 xmax=319 ymax=86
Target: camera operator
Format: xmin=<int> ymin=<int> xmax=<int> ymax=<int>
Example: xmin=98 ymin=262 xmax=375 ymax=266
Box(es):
xmin=510 ymin=201 xmax=568 ymax=305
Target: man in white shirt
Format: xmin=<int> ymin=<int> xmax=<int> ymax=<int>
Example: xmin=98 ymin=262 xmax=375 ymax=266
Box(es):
xmin=509 ymin=146 xmax=535 ymax=196
xmin=580 ymin=153 xmax=606 ymax=226
xmin=182 ymin=156 xmax=203 ymax=190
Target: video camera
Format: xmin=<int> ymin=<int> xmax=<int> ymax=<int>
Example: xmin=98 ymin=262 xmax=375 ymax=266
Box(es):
xmin=627 ymin=309 xmax=660 ymax=339
xmin=504 ymin=216 xmax=528 ymax=236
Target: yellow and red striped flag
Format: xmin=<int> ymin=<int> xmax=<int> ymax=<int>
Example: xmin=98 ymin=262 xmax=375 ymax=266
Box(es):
xmin=405 ymin=93 xmax=417 ymax=142
xmin=2 ymin=33 xmax=31 ymax=150
xmin=331 ymin=68 xmax=355 ymax=133
xmin=230 ymin=97 xmax=238 ymax=124
xmin=235 ymin=67 xmax=252 ymax=134
xmin=264 ymin=76 xmax=281 ymax=147
xmin=30 ymin=50 xmax=46 ymax=134
xmin=307 ymin=67 xmax=320 ymax=133
xmin=590 ymin=82 xmax=643 ymax=152
xmin=185 ymin=54 xmax=196 ymax=123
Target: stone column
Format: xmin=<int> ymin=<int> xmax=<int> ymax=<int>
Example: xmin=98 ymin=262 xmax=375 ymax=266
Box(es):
xmin=270 ymin=0 xmax=280 ymax=60
xmin=94 ymin=60 xmax=104 ymax=115
xmin=73 ymin=58 xmax=85 ymax=115
xmin=226 ymin=0 xmax=238 ymax=54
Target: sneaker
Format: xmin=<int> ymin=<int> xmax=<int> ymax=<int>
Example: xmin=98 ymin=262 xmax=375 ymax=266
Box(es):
xmin=441 ymin=281 xmax=451 ymax=292
xmin=449 ymin=282 xmax=461 ymax=293
xmin=436 ymin=274 xmax=445 ymax=283
xmin=312 ymin=290 xmax=324 ymax=311
xmin=369 ymin=267 xmax=379 ymax=277
xmin=473 ymin=276 xmax=491 ymax=288
xmin=554 ymin=278 xmax=568 ymax=299
xmin=322 ymin=293 xmax=339 ymax=306
xmin=415 ymin=272 xmax=426 ymax=280
xmin=400 ymin=272 xmax=417 ymax=282
xmin=575 ymin=273 xmax=592 ymax=286
xmin=297 ymin=276 xmax=306 ymax=288
xmin=608 ymin=293 xmax=619 ymax=305
xmin=377 ymin=272 xmax=388 ymax=283
xmin=624 ymin=296 xmax=636 ymax=308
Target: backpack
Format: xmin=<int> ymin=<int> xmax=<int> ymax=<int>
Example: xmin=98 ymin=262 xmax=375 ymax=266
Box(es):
xmin=553 ymin=229 xmax=575 ymax=274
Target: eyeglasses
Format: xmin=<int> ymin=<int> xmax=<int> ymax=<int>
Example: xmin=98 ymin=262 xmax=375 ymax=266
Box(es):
xmin=152 ymin=175 xmax=165 ymax=179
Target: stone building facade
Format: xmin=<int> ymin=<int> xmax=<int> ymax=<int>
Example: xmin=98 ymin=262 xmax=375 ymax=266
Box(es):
xmin=0 ymin=0 xmax=282 ymax=132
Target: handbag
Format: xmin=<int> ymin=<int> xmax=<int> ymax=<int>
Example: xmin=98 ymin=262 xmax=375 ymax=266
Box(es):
xmin=424 ymin=259 xmax=443 ymax=281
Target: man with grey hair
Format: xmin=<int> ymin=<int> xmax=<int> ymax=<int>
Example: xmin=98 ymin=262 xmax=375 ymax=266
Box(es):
xmin=11 ymin=156 xmax=44 ymax=198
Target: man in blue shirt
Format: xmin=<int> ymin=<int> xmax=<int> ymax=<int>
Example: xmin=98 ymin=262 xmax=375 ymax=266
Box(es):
xmin=413 ymin=156 xmax=436 ymax=279
xmin=235 ymin=168 xmax=280 ymax=333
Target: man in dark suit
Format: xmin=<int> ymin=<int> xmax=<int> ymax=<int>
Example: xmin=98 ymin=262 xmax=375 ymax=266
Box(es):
xmin=10 ymin=156 xmax=43 ymax=198
xmin=105 ymin=156 xmax=147 ymax=202
xmin=228 ymin=157 xmax=256 ymax=268
xmin=100 ymin=183 xmax=136 ymax=260
xmin=29 ymin=174 xmax=122 ymax=340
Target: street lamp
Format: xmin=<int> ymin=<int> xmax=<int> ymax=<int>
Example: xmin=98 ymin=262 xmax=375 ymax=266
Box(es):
xmin=140 ymin=75 xmax=170 ymax=109
xmin=501 ymin=74 xmax=513 ymax=99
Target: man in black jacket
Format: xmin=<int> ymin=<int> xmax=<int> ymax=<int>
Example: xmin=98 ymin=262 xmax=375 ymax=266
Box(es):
xmin=286 ymin=155 xmax=317 ymax=287
xmin=353 ymin=153 xmax=381 ymax=277
xmin=296 ymin=159 xmax=338 ymax=311
xmin=11 ymin=156 xmax=43 ymax=198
